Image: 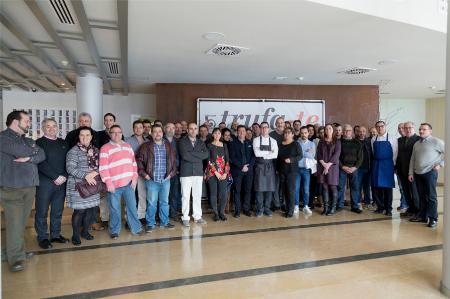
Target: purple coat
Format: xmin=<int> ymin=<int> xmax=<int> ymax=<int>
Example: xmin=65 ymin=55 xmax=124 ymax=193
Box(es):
xmin=317 ymin=139 xmax=341 ymax=186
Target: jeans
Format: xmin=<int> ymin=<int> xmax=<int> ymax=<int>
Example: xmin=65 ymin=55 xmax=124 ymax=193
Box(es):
xmin=35 ymin=181 xmax=66 ymax=241
xmin=1 ymin=186 xmax=35 ymax=265
xmin=180 ymin=176 xmax=203 ymax=221
xmin=145 ymin=179 xmax=171 ymax=227
xmin=357 ymin=168 xmax=372 ymax=205
xmin=232 ymin=171 xmax=253 ymax=215
xmin=136 ymin=176 xmax=147 ymax=219
xmin=414 ymin=170 xmax=438 ymax=221
xmin=107 ymin=183 xmax=142 ymax=235
xmin=295 ymin=168 xmax=311 ymax=207
xmin=169 ymin=175 xmax=181 ymax=219
xmin=338 ymin=169 xmax=360 ymax=209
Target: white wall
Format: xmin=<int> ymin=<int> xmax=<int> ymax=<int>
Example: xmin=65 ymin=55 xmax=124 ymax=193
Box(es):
xmin=379 ymin=98 xmax=427 ymax=137
xmin=2 ymin=90 xmax=156 ymax=137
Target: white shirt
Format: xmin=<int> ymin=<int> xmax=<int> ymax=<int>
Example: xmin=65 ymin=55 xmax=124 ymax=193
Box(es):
xmin=371 ymin=132 xmax=398 ymax=165
xmin=253 ymin=135 xmax=278 ymax=160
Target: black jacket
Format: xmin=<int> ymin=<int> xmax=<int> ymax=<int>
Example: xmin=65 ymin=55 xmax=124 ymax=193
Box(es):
xmin=36 ymin=137 xmax=69 ymax=183
xmin=359 ymin=137 xmax=373 ymax=170
xmin=65 ymin=128 xmax=99 ymax=149
xmin=396 ymin=134 xmax=420 ymax=176
xmin=178 ymin=136 xmax=209 ymax=177
xmin=228 ymin=138 xmax=255 ymax=177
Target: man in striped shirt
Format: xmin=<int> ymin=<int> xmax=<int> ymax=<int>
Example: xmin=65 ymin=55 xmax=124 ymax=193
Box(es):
xmin=99 ymin=125 xmax=144 ymax=239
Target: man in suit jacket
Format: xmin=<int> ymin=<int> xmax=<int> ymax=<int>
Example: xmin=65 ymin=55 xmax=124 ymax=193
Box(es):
xmin=178 ymin=123 xmax=209 ymax=227
xmin=396 ymin=121 xmax=421 ymax=216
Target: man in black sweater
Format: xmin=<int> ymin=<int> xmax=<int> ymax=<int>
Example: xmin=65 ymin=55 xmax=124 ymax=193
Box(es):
xmin=269 ymin=117 xmax=285 ymax=211
xmin=338 ymin=124 xmax=363 ymax=213
xmin=35 ymin=118 xmax=70 ymax=249
xmin=396 ymin=121 xmax=421 ymax=216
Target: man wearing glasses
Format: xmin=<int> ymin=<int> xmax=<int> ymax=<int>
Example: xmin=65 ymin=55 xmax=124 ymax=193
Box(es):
xmin=371 ymin=120 xmax=398 ymax=216
xmin=396 ymin=122 xmax=420 ymax=218
xmin=99 ymin=125 xmax=144 ymax=238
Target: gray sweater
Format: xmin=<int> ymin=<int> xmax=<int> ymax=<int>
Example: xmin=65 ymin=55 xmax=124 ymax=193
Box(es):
xmin=0 ymin=128 xmax=46 ymax=188
xmin=409 ymin=136 xmax=445 ymax=175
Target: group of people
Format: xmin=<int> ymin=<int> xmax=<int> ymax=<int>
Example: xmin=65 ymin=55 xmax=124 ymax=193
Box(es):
xmin=0 ymin=109 xmax=445 ymax=273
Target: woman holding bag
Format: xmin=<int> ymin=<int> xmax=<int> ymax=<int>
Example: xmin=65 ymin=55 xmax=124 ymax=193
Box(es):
xmin=66 ymin=126 xmax=101 ymax=245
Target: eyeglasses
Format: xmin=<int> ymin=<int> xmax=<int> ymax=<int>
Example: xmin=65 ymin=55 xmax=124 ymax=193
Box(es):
xmin=110 ymin=131 xmax=122 ymax=135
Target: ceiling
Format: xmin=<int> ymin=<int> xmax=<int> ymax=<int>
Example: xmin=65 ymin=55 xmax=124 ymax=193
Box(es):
xmin=0 ymin=0 xmax=447 ymax=99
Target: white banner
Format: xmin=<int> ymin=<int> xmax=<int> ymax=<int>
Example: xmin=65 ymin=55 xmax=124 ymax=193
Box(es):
xmin=197 ymin=98 xmax=325 ymax=130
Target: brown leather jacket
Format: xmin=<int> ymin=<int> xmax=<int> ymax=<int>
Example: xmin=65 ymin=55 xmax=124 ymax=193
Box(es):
xmin=136 ymin=140 xmax=177 ymax=180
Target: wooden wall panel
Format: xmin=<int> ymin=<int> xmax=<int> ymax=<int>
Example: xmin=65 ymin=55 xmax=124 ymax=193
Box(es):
xmin=156 ymin=84 xmax=379 ymax=128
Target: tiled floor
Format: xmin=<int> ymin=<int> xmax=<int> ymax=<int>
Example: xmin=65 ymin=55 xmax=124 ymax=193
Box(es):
xmin=1 ymin=188 xmax=447 ymax=298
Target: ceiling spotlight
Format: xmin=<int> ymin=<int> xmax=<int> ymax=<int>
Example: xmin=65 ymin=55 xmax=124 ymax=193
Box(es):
xmin=60 ymin=82 xmax=65 ymax=86
xmin=429 ymin=86 xmax=437 ymax=90
xmin=61 ymin=60 xmax=69 ymax=66
xmin=202 ymin=32 xmax=225 ymax=41
xmin=273 ymin=76 xmax=288 ymax=80
xmin=297 ymin=76 xmax=304 ymax=81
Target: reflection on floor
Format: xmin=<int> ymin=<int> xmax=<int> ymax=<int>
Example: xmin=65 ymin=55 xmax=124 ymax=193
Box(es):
xmin=1 ymin=188 xmax=446 ymax=298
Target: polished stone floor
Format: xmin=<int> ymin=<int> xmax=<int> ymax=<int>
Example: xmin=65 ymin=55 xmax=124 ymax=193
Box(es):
xmin=1 ymin=188 xmax=446 ymax=299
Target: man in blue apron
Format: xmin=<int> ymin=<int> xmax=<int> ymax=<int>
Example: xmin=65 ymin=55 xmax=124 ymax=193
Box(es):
xmin=253 ymin=122 xmax=278 ymax=217
xmin=371 ymin=120 xmax=398 ymax=216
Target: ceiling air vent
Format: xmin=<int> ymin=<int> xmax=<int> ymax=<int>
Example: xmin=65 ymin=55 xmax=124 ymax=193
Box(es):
xmin=50 ymin=0 xmax=75 ymax=24
xmin=206 ymin=44 xmax=249 ymax=56
xmin=338 ymin=67 xmax=377 ymax=75
xmin=434 ymin=89 xmax=446 ymax=95
xmin=106 ymin=62 xmax=120 ymax=75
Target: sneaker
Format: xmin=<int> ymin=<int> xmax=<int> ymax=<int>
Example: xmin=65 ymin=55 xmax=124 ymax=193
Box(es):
xmin=110 ymin=233 xmax=119 ymax=240
xmin=256 ymin=213 xmax=263 ymax=218
xmin=303 ymin=206 xmax=312 ymax=216
xmin=161 ymin=223 xmax=175 ymax=229
xmin=145 ymin=226 xmax=155 ymax=233
xmin=294 ymin=205 xmax=299 ymax=214
xmin=195 ymin=218 xmax=207 ymax=224
xmin=182 ymin=220 xmax=190 ymax=227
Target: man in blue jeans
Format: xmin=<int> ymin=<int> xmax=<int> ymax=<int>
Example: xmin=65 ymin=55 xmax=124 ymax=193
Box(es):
xmin=295 ymin=126 xmax=316 ymax=215
xmin=338 ymin=124 xmax=363 ymax=213
xmin=137 ymin=125 xmax=177 ymax=231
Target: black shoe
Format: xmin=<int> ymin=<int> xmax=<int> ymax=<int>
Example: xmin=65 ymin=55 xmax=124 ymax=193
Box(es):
xmin=145 ymin=226 xmax=155 ymax=233
xmin=161 ymin=223 xmax=175 ymax=229
xmin=410 ymin=217 xmax=427 ymax=223
xmin=244 ymin=211 xmax=252 ymax=217
xmin=81 ymin=232 xmax=95 ymax=240
xmin=51 ymin=235 xmax=69 ymax=244
xmin=125 ymin=223 xmax=130 ymax=230
xmin=285 ymin=214 xmax=293 ymax=218
xmin=139 ymin=218 xmax=146 ymax=225
xmin=110 ymin=233 xmax=119 ymax=239
xmin=374 ymin=209 xmax=384 ymax=214
xmin=219 ymin=214 xmax=227 ymax=221
xmin=213 ymin=214 xmax=220 ymax=222
xmin=351 ymin=208 xmax=362 ymax=214
xmin=385 ymin=211 xmax=392 ymax=216
xmin=10 ymin=261 xmax=24 ymax=272
xmin=233 ymin=213 xmax=240 ymax=218
xmin=38 ymin=239 xmax=53 ymax=249
xmin=428 ymin=220 xmax=437 ymax=228
xmin=264 ymin=212 xmax=273 ymax=217
xmin=71 ymin=236 xmax=81 ymax=246
xmin=335 ymin=207 xmax=343 ymax=212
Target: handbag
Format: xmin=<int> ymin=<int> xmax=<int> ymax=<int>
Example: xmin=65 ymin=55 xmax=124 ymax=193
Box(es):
xmin=75 ymin=176 xmax=107 ymax=198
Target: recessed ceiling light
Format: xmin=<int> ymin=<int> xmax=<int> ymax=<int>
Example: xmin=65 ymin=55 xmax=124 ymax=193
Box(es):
xmin=202 ymin=32 xmax=225 ymax=41
xmin=297 ymin=76 xmax=304 ymax=81
xmin=61 ymin=60 xmax=69 ymax=66
xmin=429 ymin=86 xmax=437 ymax=90
xmin=273 ymin=76 xmax=288 ymax=80
xmin=378 ymin=59 xmax=398 ymax=65
xmin=60 ymin=82 xmax=65 ymax=86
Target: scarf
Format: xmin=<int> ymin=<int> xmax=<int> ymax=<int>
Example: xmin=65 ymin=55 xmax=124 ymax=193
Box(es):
xmin=77 ymin=143 xmax=99 ymax=170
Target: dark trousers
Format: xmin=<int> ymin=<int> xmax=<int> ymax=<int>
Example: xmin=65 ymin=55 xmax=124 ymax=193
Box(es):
xmin=256 ymin=191 xmax=273 ymax=215
xmin=398 ymin=173 xmax=419 ymax=214
xmin=169 ymin=175 xmax=181 ymax=218
xmin=357 ymin=168 xmax=372 ymax=205
xmin=414 ymin=170 xmax=438 ymax=221
xmin=338 ymin=169 xmax=360 ymax=209
xmin=281 ymin=172 xmax=297 ymax=216
xmin=272 ymin=174 xmax=285 ymax=209
xmin=233 ymin=171 xmax=253 ymax=215
xmin=309 ymin=174 xmax=319 ymax=208
xmin=1 ymin=186 xmax=35 ymax=265
xmin=207 ymin=176 xmax=228 ymax=216
xmin=372 ymin=187 xmax=393 ymax=212
xmin=71 ymin=207 xmax=96 ymax=238
xmin=35 ymin=181 xmax=66 ymax=241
